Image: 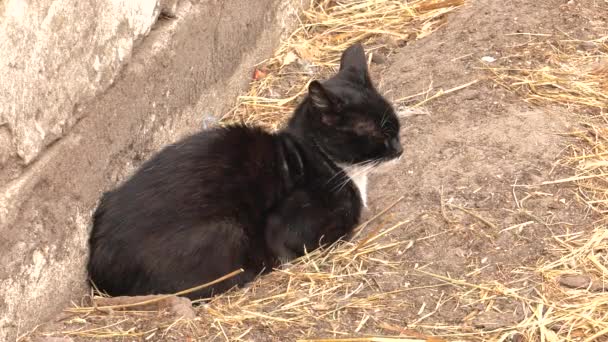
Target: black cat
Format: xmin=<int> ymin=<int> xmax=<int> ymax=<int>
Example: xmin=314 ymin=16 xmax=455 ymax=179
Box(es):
xmin=87 ymin=43 xmax=403 ymax=299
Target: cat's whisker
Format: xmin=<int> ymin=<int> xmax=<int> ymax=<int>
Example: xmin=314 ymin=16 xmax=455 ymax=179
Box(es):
xmin=380 ymin=109 xmax=390 ymax=129
xmin=339 ymin=163 xmax=378 ymax=193
xmin=332 ymin=161 xmax=379 ymax=193
xmin=327 ymin=159 xmax=378 ymax=186
xmin=326 ymin=169 xmax=348 ymax=184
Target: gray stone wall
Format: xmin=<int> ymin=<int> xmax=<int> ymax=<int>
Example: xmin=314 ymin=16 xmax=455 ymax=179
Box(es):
xmin=0 ymin=0 xmax=302 ymax=340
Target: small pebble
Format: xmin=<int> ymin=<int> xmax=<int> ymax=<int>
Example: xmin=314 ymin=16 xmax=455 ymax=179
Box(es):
xmin=371 ymin=53 xmax=387 ymax=64
xmin=577 ymin=41 xmax=596 ymax=51
xmin=510 ymin=332 xmax=526 ymax=342
xmin=94 ymin=294 xmax=196 ymax=319
xmin=559 ymin=274 xmax=605 ymax=292
xmin=560 ymin=274 xmax=604 ymax=291
xmin=473 ymin=311 xmax=519 ymax=330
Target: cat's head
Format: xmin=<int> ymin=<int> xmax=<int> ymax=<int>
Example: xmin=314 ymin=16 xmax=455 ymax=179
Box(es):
xmin=290 ymin=43 xmax=403 ymax=166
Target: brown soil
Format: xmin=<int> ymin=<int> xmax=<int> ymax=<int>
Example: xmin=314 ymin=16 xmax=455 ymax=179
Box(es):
xmin=23 ymin=0 xmax=608 ymax=341
xmin=364 ymin=0 xmax=604 ymax=329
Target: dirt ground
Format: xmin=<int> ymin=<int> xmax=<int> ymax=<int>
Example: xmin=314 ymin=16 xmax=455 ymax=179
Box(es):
xmin=365 ymin=0 xmax=603 ymax=329
xmin=23 ymin=0 xmax=608 ymax=341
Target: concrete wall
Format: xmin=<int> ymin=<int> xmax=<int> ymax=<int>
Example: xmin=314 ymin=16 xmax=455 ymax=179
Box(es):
xmin=0 ymin=0 xmax=302 ymax=339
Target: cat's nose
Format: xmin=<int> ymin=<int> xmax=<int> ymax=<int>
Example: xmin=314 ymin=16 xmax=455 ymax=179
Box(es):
xmin=390 ymin=138 xmax=403 ymax=156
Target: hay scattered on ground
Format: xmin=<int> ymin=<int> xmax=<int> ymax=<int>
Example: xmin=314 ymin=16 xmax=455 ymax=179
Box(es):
xmin=418 ymin=226 xmax=608 ymax=342
xmin=488 ymin=35 xmax=608 ymax=215
xmin=24 ymin=3 xmax=608 ymax=342
xmin=486 ymin=34 xmax=608 ymax=341
xmin=561 ymin=123 xmax=608 ymax=218
xmin=31 ymin=216 xmax=607 ymax=341
xmin=21 ymin=1 xmax=473 ymax=341
xmin=196 ymin=218 xmax=422 ymax=341
xmin=29 ymin=201 xmax=458 ymax=341
xmin=220 ymin=0 xmax=466 ymax=130
xmin=487 ymin=37 xmax=608 ymax=113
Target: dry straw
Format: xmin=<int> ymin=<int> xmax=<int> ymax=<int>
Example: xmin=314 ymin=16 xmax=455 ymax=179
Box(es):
xmin=486 ymin=35 xmax=608 ymax=341
xmin=418 ymin=226 xmax=608 ymax=341
xmin=24 ymin=1 xmax=469 ymax=341
xmin=34 ymin=221 xmax=607 ymax=341
xmin=487 ymin=37 xmax=608 ymax=112
xmin=562 ymin=123 xmax=608 ymax=218
xmin=220 ymin=0 xmax=466 ymax=130
xmin=487 ymin=37 xmax=608 ymax=215
xmin=23 ymin=5 xmax=608 ymax=342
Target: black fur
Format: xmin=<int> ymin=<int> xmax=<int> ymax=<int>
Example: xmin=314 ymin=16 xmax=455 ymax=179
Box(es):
xmin=87 ymin=43 xmax=403 ymax=299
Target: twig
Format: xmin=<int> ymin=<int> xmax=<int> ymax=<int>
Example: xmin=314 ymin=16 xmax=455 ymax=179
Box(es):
xmin=352 ymin=195 xmax=405 ymax=238
xmin=439 ymin=186 xmax=457 ymax=224
xmin=412 ymin=80 xmax=479 ymax=108
xmin=68 ymin=269 xmax=244 ymax=312
xmin=446 ymin=203 xmax=497 ymax=230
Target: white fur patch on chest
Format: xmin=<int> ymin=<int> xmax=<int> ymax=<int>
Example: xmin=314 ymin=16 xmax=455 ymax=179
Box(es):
xmin=338 ymin=164 xmax=374 ymax=208
xmin=336 ymin=156 xmax=402 ymax=208
xmin=350 ymin=172 xmax=368 ymax=207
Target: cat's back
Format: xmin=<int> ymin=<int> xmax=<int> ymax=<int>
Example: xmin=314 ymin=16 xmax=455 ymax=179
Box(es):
xmin=92 ymin=124 xmax=280 ymax=237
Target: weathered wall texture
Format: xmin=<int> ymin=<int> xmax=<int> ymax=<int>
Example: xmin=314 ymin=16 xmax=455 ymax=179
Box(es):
xmin=0 ymin=0 xmax=302 ymax=340
xmin=0 ymin=0 xmax=179 ymax=166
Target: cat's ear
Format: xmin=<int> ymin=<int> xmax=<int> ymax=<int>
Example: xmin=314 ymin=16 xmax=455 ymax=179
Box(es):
xmin=308 ymin=81 xmax=342 ymax=125
xmin=309 ymin=80 xmax=343 ymax=110
xmin=339 ymin=43 xmax=371 ymax=86
xmin=308 ymin=81 xmax=332 ymax=110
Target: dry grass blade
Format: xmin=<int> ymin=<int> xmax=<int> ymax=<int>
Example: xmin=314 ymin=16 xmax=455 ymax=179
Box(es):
xmin=66 ymin=269 xmax=244 ymax=313
xmin=487 ymin=37 xmax=608 ymax=112
xmin=446 ymin=203 xmax=497 ymax=230
xmin=532 ymin=227 xmax=608 ymax=340
xmin=33 ymin=197 xmax=418 ymax=341
xmin=400 ymin=79 xmax=479 ymax=107
xmin=415 ymin=227 xmax=608 ymax=341
xmin=558 ymin=123 xmax=608 ymax=216
xmin=488 ymin=36 xmax=608 ymax=217
xmin=221 ymin=0 xmax=466 ymax=130
xmin=352 ymin=195 xmax=404 ymax=238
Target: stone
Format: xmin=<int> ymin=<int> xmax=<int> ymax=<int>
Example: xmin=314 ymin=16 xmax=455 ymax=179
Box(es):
xmin=94 ymin=295 xmax=196 ymax=319
xmin=371 ymin=52 xmax=387 ymax=64
xmin=0 ymin=0 xmax=172 ymax=165
xmin=558 ymin=274 xmax=606 ymax=292
xmin=472 ymin=311 xmax=521 ymax=330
